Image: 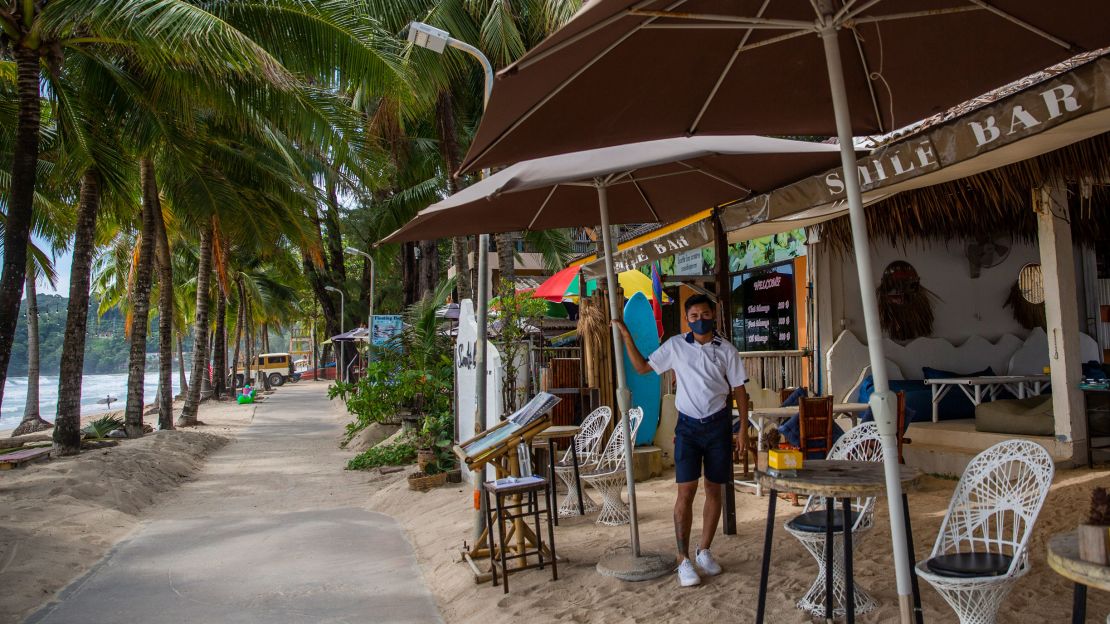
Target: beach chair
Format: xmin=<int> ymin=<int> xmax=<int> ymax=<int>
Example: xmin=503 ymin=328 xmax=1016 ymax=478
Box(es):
xmin=581 ymin=407 xmax=644 ymax=526
xmin=784 ymin=422 xmax=884 ymax=617
xmin=554 ymin=406 xmax=612 ymax=517
xmin=916 ymin=439 xmax=1054 ymax=624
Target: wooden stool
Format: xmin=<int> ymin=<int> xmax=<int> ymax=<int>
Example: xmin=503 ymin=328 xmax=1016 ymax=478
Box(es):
xmin=483 ymin=477 xmax=558 ymax=593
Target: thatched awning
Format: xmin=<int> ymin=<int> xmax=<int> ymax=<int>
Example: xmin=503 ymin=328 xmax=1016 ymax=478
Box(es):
xmin=820 ymin=132 xmax=1110 ymax=254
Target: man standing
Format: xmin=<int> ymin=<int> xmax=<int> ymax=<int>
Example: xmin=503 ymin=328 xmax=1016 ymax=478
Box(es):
xmin=615 ymin=294 xmax=749 ymax=587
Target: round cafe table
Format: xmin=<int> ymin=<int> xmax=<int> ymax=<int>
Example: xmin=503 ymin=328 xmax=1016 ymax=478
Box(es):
xmin=755 ymin=460 xmax=923 ymax=624
xmin=1047 ymin=531 xmax=1110 ymax=623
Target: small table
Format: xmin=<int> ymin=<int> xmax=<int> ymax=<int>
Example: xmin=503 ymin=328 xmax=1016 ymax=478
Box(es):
xmin=532 ymin=425 xmax=583 ymax=524
xmin=483 ymin=477 xmax=557 ymax=594
xmin=735 ymin=403 xmax=871 ymax=496
xmin=755 ymin=460 xmax=923 ymax=624
xmin=1047 ymin=531 xmax=1110 ymax=623
xmin=923 ymin=375 xmax=1050 ymax=422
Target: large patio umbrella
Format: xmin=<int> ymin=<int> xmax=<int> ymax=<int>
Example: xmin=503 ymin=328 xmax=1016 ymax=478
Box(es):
xmin=453 ymin=3 xmax=1110 ymax=617
xmin=384 ymin=134 xmax=847 ymax=579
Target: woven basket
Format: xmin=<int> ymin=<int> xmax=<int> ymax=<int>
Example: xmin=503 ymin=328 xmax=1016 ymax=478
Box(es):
xmin=408 ymin=470 xmax=447 ymax=492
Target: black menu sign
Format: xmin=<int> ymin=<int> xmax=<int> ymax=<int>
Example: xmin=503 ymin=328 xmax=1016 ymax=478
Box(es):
xmin=730 ymin=262 xmax=796 ymax=352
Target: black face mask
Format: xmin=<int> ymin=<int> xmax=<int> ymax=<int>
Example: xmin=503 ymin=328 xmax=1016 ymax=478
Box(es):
xmin=689 ymin=318 xmax=715 ymax=335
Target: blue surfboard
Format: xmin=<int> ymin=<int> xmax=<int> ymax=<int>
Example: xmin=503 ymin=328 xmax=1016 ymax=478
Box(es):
xmin=622 ymin=292 xmax=662 ymax=445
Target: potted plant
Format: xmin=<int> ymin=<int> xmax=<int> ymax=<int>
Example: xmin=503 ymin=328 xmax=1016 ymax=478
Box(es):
xmin=1079 ymin=486 xmax=1110 ymax=565
xmin=412 ymin=412 xmax=453 ymax=472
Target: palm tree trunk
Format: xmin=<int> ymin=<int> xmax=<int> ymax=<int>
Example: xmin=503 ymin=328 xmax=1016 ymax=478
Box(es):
xmin=177 ymin=331 xmax=189 ymax=397
xmin=146 ymin=158 xmax=175 ymax=430
xmin=434 ymin=91 xmax=473 ymax=302
xmin=262 ymin=321 xmax=270 ymax=353
xmin=0 ymin=47 xmax=42 ymax=414
xmin=13 ymin=274 xmax=51 ymax=436
xmin=54 ymin=169 xmax=101 ymax=455
xmin=245 ymin=299 xmax=254 ymax=386
xmin=180 ymin=220 xmax=213 ymax=425
xmin=496 ymin=233 xmax=516 ymax=294
xmin=213 ymin=288 xmax=227 ymax=399
xmin=124 ymin=179 xmax=158 ymax=439
xmin=231 ymin=278 xmax=245 ymax=389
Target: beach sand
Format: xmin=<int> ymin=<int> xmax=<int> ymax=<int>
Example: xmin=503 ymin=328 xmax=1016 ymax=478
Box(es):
xmin=369 ymin=461 xmax=1110 ymax=623
xmin=0 ymin=398 xmax=253 ymax=622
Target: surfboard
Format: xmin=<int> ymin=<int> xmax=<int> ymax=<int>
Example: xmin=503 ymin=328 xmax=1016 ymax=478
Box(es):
xmin=622 ymin=292 xmax=662 ymax=445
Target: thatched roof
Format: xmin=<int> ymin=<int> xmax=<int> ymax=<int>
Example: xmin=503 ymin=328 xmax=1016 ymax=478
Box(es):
xmin=820 ymin=132 xmax=1110 ymax=254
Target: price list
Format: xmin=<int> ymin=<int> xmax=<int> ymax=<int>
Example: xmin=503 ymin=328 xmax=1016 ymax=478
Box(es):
xmin=730 ymin=263 xmax=797 ymax=352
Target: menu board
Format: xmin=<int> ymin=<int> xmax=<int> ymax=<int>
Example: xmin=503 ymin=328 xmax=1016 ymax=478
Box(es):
xmin=730 ymin=262 xmax=796 ymax=352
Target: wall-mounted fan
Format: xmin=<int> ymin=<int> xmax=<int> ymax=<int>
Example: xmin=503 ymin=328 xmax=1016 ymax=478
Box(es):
xmin=963 ymin=233 xmax=1012 ymax=278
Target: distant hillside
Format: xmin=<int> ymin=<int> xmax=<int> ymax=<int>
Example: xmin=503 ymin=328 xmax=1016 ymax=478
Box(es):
xmin=8 ymin=295 xmax=166 ymax=376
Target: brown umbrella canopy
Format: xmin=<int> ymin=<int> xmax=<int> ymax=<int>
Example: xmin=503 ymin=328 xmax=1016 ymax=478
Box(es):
xmin=459 ymin=0 xmax=1110 ymax=173
xmin=382 ymin=135 xmax=846 ymax=243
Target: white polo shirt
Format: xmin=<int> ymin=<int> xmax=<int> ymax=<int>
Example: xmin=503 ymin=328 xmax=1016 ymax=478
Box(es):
xmin=648 ymin=332 xmax=748 ymax=419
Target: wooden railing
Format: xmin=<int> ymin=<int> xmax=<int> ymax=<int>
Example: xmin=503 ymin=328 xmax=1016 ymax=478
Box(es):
xmin=738 ymin=349 xmax=808 ymax=391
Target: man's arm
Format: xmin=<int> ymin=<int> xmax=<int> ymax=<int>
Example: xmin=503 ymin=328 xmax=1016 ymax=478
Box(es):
xmin=612 ymin=320 xmax=653 ymax=375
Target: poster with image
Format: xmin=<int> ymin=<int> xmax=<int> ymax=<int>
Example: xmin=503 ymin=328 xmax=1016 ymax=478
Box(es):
xmin=370 ymin=315 xmax=403 ymax=347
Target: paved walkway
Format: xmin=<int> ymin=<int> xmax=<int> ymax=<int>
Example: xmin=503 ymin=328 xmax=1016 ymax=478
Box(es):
xmin=26 ymin=383 xmax=441 ymax=624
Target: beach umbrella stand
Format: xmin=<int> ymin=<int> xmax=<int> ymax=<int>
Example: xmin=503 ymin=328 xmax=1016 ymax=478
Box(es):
xmin=594 ymin=184 xmax=673 ymax=581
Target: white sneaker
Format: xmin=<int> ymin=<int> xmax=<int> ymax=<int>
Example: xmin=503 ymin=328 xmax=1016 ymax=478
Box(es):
xmin=676 ymin=558 xmax=701 ymax=587
xmin=695 ymin=548 xmax=722 ymax=576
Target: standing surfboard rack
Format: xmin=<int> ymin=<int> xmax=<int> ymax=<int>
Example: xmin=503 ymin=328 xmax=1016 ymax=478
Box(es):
xmin=455 ymin=393 xmax=559 ymax=582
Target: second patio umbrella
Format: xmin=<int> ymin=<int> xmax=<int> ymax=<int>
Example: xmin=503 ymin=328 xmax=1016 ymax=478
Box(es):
xmin=535 ymin=265 xmax=670 ymax=303
xmin=384 ymin=133 xmax=847 ymax=579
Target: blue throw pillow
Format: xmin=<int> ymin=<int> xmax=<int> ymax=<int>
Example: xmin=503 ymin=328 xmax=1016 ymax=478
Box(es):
xmin=781 ymin=387 xmax=807 ymax=407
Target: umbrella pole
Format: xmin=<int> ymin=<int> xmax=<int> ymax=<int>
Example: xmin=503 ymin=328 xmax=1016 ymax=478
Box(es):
xmin=820 ymin=18 xmax=914 ymax=624
xmin=594 ymin=185 xmax=671 ymax=582
xmin=598 ymin=184 xmax=639 ymax=555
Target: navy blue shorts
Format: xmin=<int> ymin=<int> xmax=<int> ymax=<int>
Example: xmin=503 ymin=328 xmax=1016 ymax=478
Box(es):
xmin=674 ymin=408 xmax=732 ymax=484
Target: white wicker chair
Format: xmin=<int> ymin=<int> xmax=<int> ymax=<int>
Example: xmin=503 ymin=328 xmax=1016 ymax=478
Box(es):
xmin=784 ymin=422 xmax=883 ymax=618
xmin=916 ymin=439 xmax=1055 ymax=624
xmin=554 ymin=406 xmax=613 ymax=517
xmin=580 ymin=407 xmax=644 ymax=526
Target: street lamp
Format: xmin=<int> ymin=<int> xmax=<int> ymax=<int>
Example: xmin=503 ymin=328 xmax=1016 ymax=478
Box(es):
xmin=408 ymin=21 xmax=495 ymax=438
xmin=408 ymin=20 xmax=496 ymax=545
xmin=324 ymin=285 xmax=345 ymax=382
xmin=344 ymin=247 xmax=374 ymax=335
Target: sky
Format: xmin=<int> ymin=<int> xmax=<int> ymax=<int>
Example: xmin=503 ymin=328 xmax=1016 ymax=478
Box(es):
xmin=25 ymin=234 xmax=72 ymax=298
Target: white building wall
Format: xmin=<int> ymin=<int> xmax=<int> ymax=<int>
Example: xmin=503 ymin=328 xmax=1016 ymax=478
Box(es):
xmin=828 ymin=239 xmax=1041 ymax=345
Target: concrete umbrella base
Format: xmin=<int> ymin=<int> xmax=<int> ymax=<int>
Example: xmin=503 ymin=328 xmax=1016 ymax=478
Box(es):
xmin=596 ymin=548 xmax=673 ymax=581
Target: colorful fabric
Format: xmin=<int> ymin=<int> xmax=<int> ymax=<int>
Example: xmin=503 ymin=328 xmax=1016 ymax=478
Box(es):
xmin=650 ymin=262 xmax=664 ymax=337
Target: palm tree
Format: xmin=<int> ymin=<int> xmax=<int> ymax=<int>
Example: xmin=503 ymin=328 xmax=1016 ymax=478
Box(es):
xmin=147 ymin=158 xmax=175 ymax=429
xmin=11 ymin=269 xmax=52 ymax=435
xmin=179 ymin=219 xmax=212 ymax=426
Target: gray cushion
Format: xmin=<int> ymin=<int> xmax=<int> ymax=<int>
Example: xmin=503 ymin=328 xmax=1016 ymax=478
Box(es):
xmin=974 ymin=395 xmax=1053 ymax=436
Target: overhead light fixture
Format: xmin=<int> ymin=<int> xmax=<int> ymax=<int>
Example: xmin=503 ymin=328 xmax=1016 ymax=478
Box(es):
xmin=407 ymin=22 xmax=450 ymax=54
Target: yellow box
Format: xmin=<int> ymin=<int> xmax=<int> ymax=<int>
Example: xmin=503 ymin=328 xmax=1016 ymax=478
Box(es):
xmin=768 ymin=448 xmax=804 ymax=471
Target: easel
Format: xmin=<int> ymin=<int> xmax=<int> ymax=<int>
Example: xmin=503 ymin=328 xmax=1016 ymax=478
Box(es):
xmin=456 ymin=413 xmax=552 ymax=578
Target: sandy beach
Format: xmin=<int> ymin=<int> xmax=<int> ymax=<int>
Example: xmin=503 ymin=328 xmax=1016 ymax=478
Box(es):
xmin=369 ymin=452 xmax=1110 ymax=623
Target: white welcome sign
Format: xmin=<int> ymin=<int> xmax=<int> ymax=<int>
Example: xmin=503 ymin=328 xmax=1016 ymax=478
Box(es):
xmin=454 ymin=299 xmax=504 ymax=484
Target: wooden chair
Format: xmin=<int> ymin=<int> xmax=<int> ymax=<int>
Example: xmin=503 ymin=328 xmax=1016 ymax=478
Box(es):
xmin=779 ymin=387 xmax=796 ymax=404
xmin=798 ymin=396 xmax=835 ymax=459
xmin=788 ymin=395 xmax=834 ymax=506
xmin=896 ymin=391 xmax=912 ymax=464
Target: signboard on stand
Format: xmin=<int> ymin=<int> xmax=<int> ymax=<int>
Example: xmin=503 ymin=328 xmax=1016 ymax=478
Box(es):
xmin=730 ymin=261 xmax=797 ymax=352
xmin=454 ymin=300 xmax=504 ymax=484
xmin=370 ymin=315 xmax=403 ymax=347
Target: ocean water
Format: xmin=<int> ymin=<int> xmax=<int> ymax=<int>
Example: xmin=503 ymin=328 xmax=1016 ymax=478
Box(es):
xmin=1 ymin=372 xmax=183 ymax=431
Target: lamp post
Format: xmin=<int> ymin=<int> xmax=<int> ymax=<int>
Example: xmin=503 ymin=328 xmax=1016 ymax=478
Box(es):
xmin=408 ymin=21 xmax=495 ymax=545
xmin=324 ymin=286 xmax=345 ymax=383
xmin=344 ymin=247 xmax=375 ymax=336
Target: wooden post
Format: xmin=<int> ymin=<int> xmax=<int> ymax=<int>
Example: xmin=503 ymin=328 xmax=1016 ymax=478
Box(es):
xmin=713 ymin=210 xmax=737 ymax=536
xmin=1035 ymin=181 xmax=1087 ymax=462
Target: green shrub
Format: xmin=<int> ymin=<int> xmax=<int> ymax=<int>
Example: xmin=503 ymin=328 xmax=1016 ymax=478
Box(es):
xmin=82 ymin=414 xmax=124 ymax=439
xmin=346 ymin=442 xmax=416 ymax=471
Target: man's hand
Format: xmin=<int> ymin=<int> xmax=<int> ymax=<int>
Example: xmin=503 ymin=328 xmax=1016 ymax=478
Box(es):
xmin=612 ymin=320 xmax=653 ymax=374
